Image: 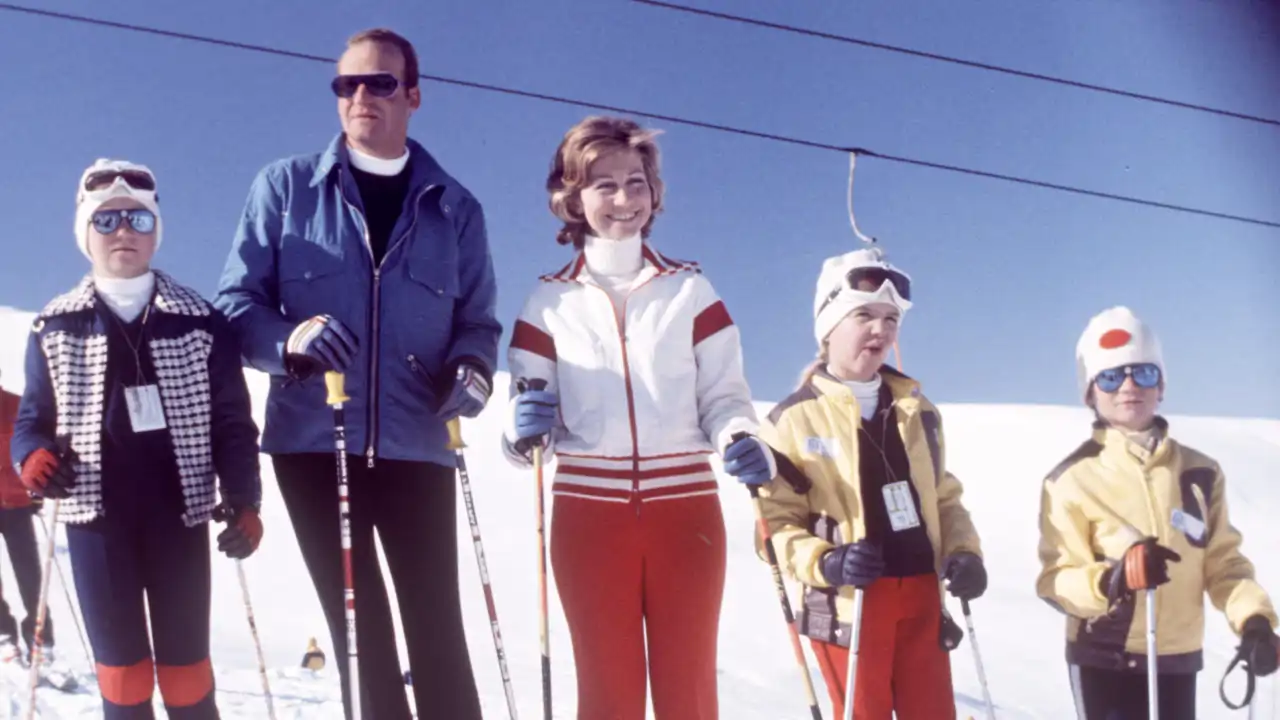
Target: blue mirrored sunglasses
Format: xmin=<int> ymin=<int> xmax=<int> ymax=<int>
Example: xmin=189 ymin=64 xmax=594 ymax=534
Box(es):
xmin=1094 ymin=363 xmax=1161 ymax=393
xmin=91 ymin=209 xmax=156 ymax=235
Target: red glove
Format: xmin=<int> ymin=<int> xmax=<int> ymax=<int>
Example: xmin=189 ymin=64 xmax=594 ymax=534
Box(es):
xmin=213 ymin=503 xmax=263 ymax=559
xmin=19 ymin=448 xmax=75 ymax=499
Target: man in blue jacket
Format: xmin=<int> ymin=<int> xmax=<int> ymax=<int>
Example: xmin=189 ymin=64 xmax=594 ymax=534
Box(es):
xmin=214 ymin=27 xmax=500 ymax=720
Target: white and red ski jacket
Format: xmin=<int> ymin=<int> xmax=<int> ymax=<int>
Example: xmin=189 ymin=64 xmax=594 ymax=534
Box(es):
xmin=502 ymin=244 xmax=761 ymax=504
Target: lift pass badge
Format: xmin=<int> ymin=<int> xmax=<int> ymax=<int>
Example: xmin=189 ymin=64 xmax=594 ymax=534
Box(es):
xmin=883 ymin=481 xmax=921 ymax=532
xmin=126 ymin=385 xmax=167 ymax=433
xmin=1171 ymin=508 xmax=1205 ymax=543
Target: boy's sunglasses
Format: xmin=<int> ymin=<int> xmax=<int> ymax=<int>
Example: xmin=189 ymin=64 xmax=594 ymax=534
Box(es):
xmin=331 ymin=73 xmax=401 ymax=99
xmin=1094 ymin=363 xmax=1161 ymax=393
xmin=84 ymin=170 xmax=156 ymax=193
xmin=91 ymin=209 xmax=156 ymax=235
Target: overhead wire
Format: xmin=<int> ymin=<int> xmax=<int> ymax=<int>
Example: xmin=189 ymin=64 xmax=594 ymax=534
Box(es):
xmin=631 ymin=0 xmax=1280 ymax=129
xmin=0 ymin=2 xmax=1277 ymax=230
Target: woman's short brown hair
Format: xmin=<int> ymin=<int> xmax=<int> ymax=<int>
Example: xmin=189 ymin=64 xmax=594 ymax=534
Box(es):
xmin=546 ymin=115 xmax=665 ymax=249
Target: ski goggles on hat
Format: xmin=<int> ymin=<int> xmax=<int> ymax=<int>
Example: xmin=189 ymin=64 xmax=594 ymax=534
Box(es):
xmin=83 ymin=168 xmax=156 ymax=193
xmin=331 ymin=72 xmax=401 ymax=99
xmin=1094 ymin=363 xmax=1161 ymax=393
xmin=91 ymin=208 xmax=156 ymax=235
xmin=817 ymin=266 xmax=913 ymax=316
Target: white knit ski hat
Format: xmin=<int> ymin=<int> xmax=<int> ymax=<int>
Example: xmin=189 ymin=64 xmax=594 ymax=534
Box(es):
xmin=74 ymin=158 xmax=162 ymax=261
xmin=1075 ymin=306 xmax=1165 ymax=401
xmin=813 ymin=247 xmax=913 ymax=345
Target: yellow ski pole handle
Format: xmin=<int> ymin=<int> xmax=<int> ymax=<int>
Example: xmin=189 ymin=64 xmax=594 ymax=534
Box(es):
xmin=446 ymin=417 xmax=466 ymax=451
xmin=325 ymin=371 xmax=349 ymax=406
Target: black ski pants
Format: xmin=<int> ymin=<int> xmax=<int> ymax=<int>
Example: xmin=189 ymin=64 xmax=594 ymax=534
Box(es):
xmin=273 ymin=453 xmax=481 ymax=720
xmin=1070 ymin=664 xmax=1197 ymax=719
xmin=0 ymin=506 xmax=52 ymax=654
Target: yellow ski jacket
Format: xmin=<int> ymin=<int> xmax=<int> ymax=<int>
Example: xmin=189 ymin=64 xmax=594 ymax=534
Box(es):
xmin=755 ymin=367 xmax=982 ymax=646
xmin=1036 ymin=418 xmax=1277 ymax=673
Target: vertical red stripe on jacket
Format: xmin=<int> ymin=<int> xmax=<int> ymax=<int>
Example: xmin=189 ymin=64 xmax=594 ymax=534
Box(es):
xmin=511 ymin=320 xmax=557 ymax=361
xmin=692 ymin=301 xmax=734 ymax=346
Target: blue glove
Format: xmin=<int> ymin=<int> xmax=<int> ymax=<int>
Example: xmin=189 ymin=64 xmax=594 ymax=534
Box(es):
xmin=437 ymin=363 xmax=492 ymax=420
xmin=821 ymin=541 xmax=885 ymax=588
xmin=286 ymin=315 xmax=358 ymax=373
xmin=722 ymin=434 xmax=775 ymax=486
xmin=941 ymin=551 xmax=987 ymax=600
xmin=511 ymin=389 xmax=558 ymax=453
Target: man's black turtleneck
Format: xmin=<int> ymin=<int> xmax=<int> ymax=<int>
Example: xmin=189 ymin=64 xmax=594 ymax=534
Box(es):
xmin=350 ymin=162 xmax=411 ymax=267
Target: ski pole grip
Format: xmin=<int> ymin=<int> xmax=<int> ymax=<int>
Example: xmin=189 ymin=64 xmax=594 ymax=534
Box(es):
xmin=516 ymin=377 xmax=549 ymax=393
xmin=446 ymin=417 xmax=466 ymax=451
xmin=325 ymin=371 xmax=349 ymax=406
xmin=962 ymin=598 xmax=972 ymax=616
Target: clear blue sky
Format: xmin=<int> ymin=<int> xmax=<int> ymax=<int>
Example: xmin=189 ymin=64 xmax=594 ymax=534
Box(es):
xmin=2 ymin=0 xmax=1277 ymax=418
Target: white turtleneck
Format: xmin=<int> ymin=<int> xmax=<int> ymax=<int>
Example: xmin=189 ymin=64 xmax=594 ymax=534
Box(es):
xmin=840 ymin=373 xmax=883 ymax=420
xmin=95 ymin=271 xmax=155 ymax=323
xmin=583 ymin=234 xmax=644 ymax=314
xmin=348 ymin=143 xmax=410 ymax=176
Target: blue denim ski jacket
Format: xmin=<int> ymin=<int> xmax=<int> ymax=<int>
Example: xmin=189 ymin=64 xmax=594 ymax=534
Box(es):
xmin=213 ymin=134 xmax=502 ymax=469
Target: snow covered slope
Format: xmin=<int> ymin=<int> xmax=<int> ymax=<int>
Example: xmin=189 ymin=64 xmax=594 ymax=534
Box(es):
xmin=0 ymin=305 xmax=1276 ymax=718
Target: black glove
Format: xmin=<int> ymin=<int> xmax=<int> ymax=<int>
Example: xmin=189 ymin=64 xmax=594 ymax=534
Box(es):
xmin=1101 ymin=537 xmax=1181 ymax=606
xmin=1238 ymin=615 xmax=1279 ymax=678
xmin=941 ymin=551 xmax=987 ymax=601
xmin=213 ymin=503 xmax=264 ymax=560
xmin=820 ymin=541 xmax=885 ymax=588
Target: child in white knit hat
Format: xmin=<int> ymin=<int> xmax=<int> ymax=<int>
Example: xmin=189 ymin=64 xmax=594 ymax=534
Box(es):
xmin=10 ymin=158 xmax=265 ymax=717
xmin=748 ymin=245 xmax=985 ymax=718
xmin=1037 ymin=306 xmax=1278 ymax=717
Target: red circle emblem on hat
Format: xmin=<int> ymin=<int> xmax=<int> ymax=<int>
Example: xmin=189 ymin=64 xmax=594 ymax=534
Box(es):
xmin=1099 ymin=329 xmax=1132 ymax=349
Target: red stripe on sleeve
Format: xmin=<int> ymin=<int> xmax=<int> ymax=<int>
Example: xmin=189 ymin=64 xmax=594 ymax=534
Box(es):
xmin=693 ymin=301 xmax=734 ymax=346
xmin=511 ymin=320 xmax=557 ymax=361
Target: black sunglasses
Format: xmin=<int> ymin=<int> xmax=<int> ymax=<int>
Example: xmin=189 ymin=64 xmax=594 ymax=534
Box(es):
xmin=84 ymin=169 xmax=156 ymax=193
xmin=91 ymin=209 xmax=156 ymax=235
xmin=331 ymin=73 xmax=401 ymax=99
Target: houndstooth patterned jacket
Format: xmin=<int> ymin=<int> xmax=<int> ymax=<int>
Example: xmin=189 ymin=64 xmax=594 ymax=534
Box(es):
xmin=11 ymin=270 xmax=261 ymax=526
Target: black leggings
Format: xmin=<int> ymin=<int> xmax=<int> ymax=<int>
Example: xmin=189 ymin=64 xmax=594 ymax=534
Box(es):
xmin=273 ymin=453 xmax=481 ymax=720
xmin=1071 ymin=664 xmax=1197 ymax=719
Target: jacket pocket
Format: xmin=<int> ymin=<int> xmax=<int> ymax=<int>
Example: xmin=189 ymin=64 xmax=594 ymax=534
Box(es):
xmin=277 ymin=243 xmax=351 ymax=322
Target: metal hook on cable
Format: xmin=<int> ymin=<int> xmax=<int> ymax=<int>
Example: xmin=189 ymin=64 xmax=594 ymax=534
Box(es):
xmin=847 ymin=149 xmax=877 ymax=247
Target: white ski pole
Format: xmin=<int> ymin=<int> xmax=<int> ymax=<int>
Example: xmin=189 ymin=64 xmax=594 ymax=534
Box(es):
xmin=961 ymin=599 xmax=996 ymax=720
xmin=35 ymin=511 xmax=93 ymax=671
xmin=26 ymin=499 xmax=59 ymax=720
xmin=235 ymin=560 xmax=276 ymax=719
xmin=843 ymin=587 xmax=864 ymax=720
xmin=1146 ymin=588 xmax=1158 ymax=720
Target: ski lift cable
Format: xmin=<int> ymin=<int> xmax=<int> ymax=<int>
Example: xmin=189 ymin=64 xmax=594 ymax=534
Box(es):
xmin=0 ymin=2 xmax=1278 ymax=230
xmin=631 ymin=0 xmax=1280 ymax=130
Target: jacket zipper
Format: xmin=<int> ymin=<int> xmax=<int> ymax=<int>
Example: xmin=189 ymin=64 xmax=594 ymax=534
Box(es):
xmin=589 ymin=273 xmax=660 ymax=516
xmin=338 ymin=168 xmax=436 ymax=468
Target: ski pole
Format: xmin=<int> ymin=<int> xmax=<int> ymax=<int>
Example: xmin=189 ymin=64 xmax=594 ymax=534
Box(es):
xmin=1146 ymin=588 xmax=1158 ymax=720
xmin=843 ymin=587 xmax=864 ymax=720
xmin=516 ymin=377 xmax=553 ymax=720
xmin=748 ymin=485 xmax=822 ymax=719
xmin=26 ymin=499 xmax=59 ymax=720
xmin=324 ymin=371 xmax=361 ymax=720
xmin=235 ymin=560 xmax=276 ymax=719
xmin=33 ymin=510 xmax=93 ymax=672
xmin=960 ymin=599 xmax=995 ymax=720
xmin=446 ymin=417 xmax=519 ymax=720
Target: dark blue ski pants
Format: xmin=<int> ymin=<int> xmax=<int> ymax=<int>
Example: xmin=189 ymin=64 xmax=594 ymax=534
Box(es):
xmin=67 ymin=514 xmax=216 ymax=719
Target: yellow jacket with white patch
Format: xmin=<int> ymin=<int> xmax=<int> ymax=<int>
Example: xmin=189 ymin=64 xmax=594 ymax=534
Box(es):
xmin=1036 ymin=418 xmax=1277 ymax=673
xmin=754 ymin=367 xmax=982 ymax=646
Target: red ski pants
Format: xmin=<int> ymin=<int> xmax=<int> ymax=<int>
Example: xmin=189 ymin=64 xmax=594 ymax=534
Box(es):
xmin=551 ymin=494 xmax=726 ymax=720
xmin=810 ymin=574 xmax=956 ymax=720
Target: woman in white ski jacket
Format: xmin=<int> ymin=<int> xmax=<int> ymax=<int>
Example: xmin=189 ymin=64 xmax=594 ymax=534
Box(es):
xmin=501 ymin=115 xmax=774 ymax=720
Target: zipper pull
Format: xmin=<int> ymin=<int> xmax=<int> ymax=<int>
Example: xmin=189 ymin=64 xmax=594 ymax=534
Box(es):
xmin=367 ymin=446 xmax=376 ymax=469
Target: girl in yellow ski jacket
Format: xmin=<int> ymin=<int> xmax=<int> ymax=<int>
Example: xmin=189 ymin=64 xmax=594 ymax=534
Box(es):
xmin=748 ymin=247 xmax=983 ymax=719
xmin=1036 ymin=306 xmax=1279 ymax=717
